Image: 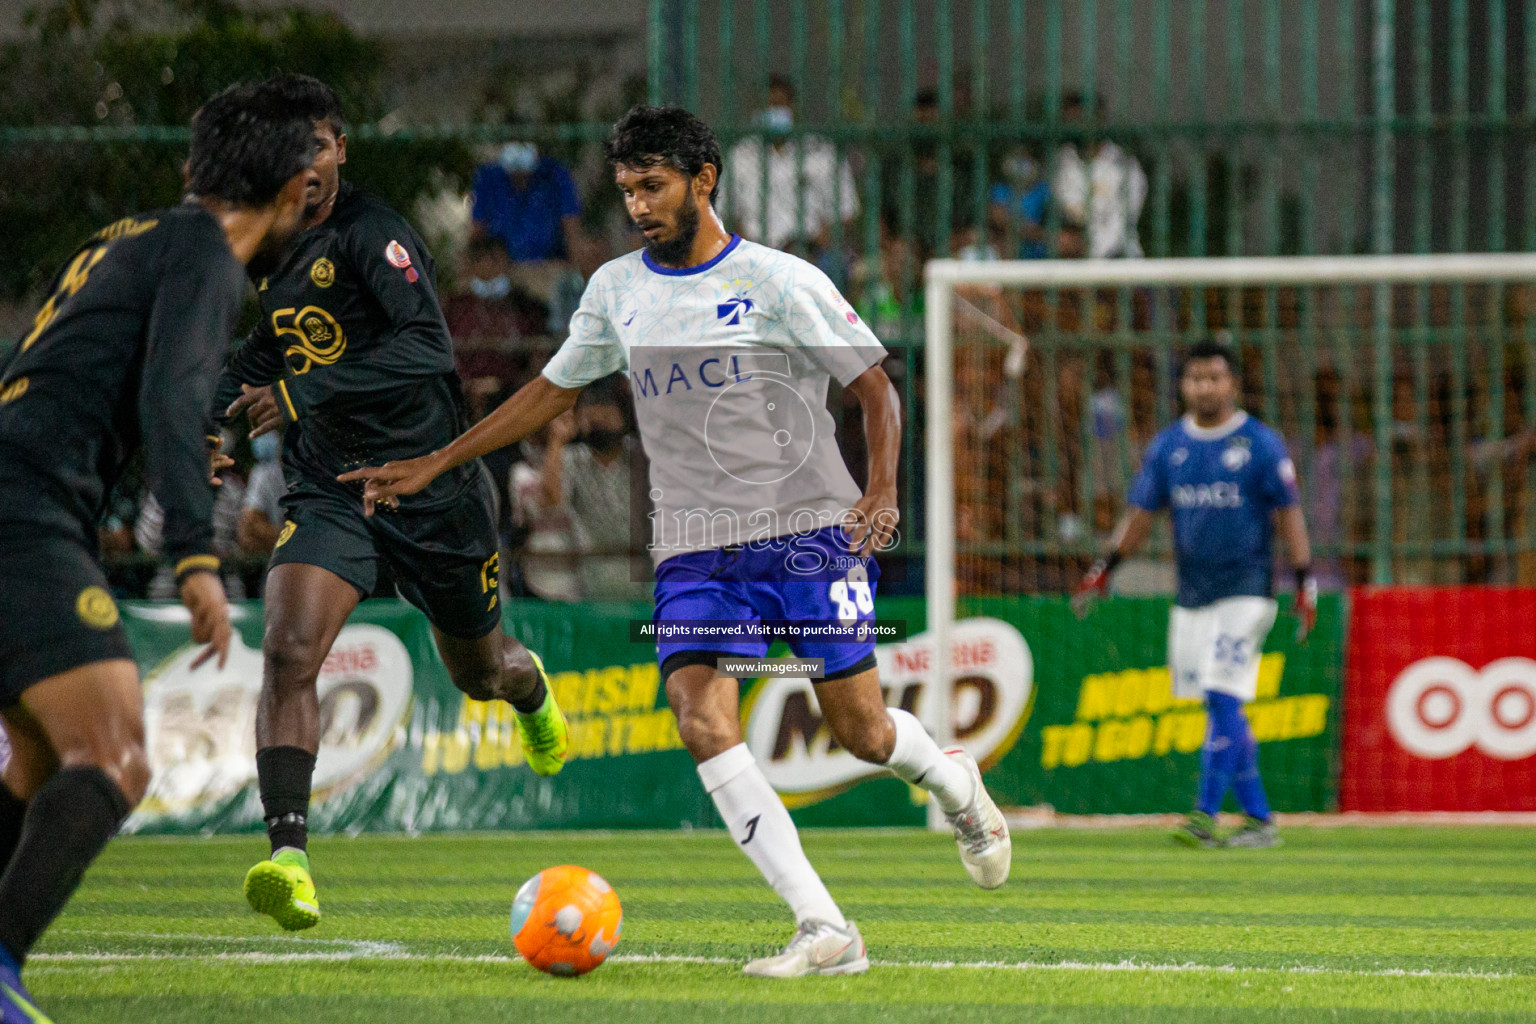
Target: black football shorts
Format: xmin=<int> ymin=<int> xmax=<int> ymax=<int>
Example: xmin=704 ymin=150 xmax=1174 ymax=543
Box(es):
xmin=270 ymin=465 xmax=502 ymax=639
xmin=0 ymin=532 xmax=134 ymax=707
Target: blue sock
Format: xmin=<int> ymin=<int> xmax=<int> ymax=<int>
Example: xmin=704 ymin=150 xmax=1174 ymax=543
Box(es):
xmin=1197 ymin=692 xmax=1245 ymax=816
xmin=1231 ymin=711 xmax=1272 ymax=823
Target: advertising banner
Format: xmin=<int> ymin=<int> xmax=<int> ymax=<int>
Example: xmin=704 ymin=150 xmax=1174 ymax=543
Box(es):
xmin=115 ymin=590 xmax=1339 ymax=835
xmin=1342 ymin=587 xmax=1536 ymax=812
xmin=958 ymin=594 xmax=1342 ymax=816
xmin=125 ymin=599 xmax=717 ymax=835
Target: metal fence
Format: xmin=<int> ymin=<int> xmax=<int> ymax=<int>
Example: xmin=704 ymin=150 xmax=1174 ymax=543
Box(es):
xmin=931 ymin=256 xmax=1536 ymax=594
xmin=648 ymin=0 xmax=1536 ymax=585
xmin=650 ymin=0 xmax=1534 ymax=263
xmin=4 ymin=1 xmax=1534 ymax=589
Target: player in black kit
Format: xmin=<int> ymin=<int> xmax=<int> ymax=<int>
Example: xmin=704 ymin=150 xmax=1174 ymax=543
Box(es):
xmin=0 ymin=83 xmax=319 ymax=1022
xmin=213 ymin=75 xmax=568 ymax=932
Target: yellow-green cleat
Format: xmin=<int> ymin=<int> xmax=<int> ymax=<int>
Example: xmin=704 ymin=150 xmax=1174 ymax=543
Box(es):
xmin=244 ymin=847 xmax=320 ymax=931
xmin=515 ymin=651 xmax=568 ymax=776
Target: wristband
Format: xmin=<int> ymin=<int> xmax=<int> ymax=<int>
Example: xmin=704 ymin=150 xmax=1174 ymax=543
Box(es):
xmin=174 ymin=554 xmax=221 ymax=587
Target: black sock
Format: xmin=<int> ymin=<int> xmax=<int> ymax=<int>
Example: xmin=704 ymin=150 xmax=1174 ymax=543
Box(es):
xmin=511 ymin=669 xmax=547 ymax=714
xmin=502 ymin=636 xmax=549 ymax=714
xmin=0 ymin=766 xmax=131 ymax=964
xmin=0 ymin=780 xmax=26 ymax=874
xmin=256 ymin=746 xmax=315 ymax=855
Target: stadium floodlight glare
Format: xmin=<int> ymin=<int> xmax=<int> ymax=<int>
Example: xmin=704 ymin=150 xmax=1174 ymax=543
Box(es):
xmin=922 ymin=252 xmax=1536 ymax=830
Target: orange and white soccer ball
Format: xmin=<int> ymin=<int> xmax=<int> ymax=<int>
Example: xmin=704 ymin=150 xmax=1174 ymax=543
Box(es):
xmin=510 ymin=865 xmax=623 ymax=976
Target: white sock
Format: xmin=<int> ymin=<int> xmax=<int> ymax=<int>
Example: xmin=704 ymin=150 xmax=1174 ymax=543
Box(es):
xmin=697 ymin=744 xmax=846 ymax=928
xmin=884 ymin=708 xmax=975 ymax=814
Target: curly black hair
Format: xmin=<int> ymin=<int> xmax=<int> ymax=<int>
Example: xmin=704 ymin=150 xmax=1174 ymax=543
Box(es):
xmin=188 ymin=82 xmax=316 ymax=205
xmin=604 ymin=105 xmax=723 ymax=203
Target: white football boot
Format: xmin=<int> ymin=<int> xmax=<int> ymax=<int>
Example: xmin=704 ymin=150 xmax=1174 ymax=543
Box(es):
xmin=742 ymin=919 xmax=869 ymax=978
xmin=945 ymin=749 xmax=1012 ymax=889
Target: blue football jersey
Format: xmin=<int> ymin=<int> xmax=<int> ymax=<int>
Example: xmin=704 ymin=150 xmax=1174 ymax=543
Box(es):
xmin=1127 ymin=411 xmax=1299 ymax=608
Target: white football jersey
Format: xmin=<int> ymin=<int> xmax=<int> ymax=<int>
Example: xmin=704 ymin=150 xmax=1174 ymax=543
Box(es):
xmin=542 ymin=235 xmax=886 ymax=563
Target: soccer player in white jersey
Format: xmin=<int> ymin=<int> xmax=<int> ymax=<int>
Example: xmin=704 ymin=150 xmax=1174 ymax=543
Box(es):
xmin=342 ymin=106 xmax=1011 ymax=977
xmin=1075 ymin=340 xmax=1317 ymax=848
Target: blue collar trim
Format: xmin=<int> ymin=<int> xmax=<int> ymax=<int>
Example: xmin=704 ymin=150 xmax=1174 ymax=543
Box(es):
xmin=642 ymin=234 xmax=741 ymax=276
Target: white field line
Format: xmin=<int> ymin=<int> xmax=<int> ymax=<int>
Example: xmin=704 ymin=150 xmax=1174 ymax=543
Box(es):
xmin=27 ymin=944 xmax=1521 ymax=981
xmin=1007 ymin=810 xmax=1536 ymax=830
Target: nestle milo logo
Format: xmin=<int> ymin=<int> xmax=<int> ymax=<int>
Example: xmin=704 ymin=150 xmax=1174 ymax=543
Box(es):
xmin=131 ymin=624 xmax=413 ymax=823
xmin=744 ymin=618 xmax=1033 ymax=807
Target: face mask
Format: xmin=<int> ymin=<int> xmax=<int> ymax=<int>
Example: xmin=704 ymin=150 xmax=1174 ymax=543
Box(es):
xmin=1004 ymin=154 xmax=1038 ymax=186
xmin=251 ymin=433 xmax=280 ymax=462
xmin=499 ymin=142 xmax=538 ymax=174
xmin=757 ymin=106 xmax=793 ymax=133
xmin=469 ymin=275 xmax=511 ymax=300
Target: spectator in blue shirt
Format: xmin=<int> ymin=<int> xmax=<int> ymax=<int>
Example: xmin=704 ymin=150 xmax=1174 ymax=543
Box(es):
xmin=472 ymin=141 xmax=581 ymax=261
xmin=989 ymin=147 xmax=1051 ymax=259
xmin=471 ymin=140 xmax=587 ymax=333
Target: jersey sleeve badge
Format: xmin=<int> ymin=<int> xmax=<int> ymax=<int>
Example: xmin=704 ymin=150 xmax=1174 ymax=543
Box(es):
xmin=829 ymin=285 xmax=860 ymax=323
xmin=385 ymin=239 xmax=419 ymax=282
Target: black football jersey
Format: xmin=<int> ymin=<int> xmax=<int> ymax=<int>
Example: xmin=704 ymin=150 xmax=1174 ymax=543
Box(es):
xmin=214 ymin=182 xmax=476 ymax=509
xmin=0 ymin=203 xmax=243 ymax=568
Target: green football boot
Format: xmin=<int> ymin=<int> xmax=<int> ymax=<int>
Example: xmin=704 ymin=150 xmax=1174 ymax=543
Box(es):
xmin=514 ymin=651 xmax=568 ymax=776
xmin=1172 ymin=810 xmax=1218 ymax=848
xmin=1223 ymin=816 xmax=1282 ymax=849
xmin=244 ymin=847 xmax=320 ymax=931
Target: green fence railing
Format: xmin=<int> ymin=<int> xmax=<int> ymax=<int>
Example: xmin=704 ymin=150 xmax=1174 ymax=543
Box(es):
xmin=647 ymin=0 xmax=1536 ymax=586
xmin=5 ymin=1 xmax=1534 ymax=590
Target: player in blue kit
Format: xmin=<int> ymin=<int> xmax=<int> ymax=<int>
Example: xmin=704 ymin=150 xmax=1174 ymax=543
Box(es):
xmin=342 ymin=105 xmax=1012 ymax=976
xmin=1075 ymin=340 xmax=1317 ymax=848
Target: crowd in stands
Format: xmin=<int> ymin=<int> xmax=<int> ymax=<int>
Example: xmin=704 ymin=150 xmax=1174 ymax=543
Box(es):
xmin=96 ymin=82 xmax=1158 ymax=601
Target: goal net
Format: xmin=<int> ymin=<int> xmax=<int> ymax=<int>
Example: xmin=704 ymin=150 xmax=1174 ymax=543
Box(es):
xmin=920 ymin=254 xmax=1536 ymax=824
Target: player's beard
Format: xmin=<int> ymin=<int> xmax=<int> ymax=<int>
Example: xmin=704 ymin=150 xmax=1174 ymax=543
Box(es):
xmin=642 ymin=199 xmax=700 ymax=266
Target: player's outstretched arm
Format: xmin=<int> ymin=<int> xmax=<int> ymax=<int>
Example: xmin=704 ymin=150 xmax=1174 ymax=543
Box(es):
xmin=338 ymin=373 xmax=581 ymax=514
xmin=843 ymin=365 xmax=900 ymax=555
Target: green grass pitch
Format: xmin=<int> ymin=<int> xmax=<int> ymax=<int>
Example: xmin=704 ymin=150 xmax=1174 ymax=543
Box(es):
xmin=27 ymin=826 xmax=1536 ymax=1022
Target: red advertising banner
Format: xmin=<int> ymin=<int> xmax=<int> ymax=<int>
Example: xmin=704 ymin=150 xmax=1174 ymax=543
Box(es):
xmin=1343 ymin=587 xmax=1536 ymax=811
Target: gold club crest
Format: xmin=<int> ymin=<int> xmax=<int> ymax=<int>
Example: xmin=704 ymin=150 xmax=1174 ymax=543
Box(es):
xmin=275 ymin=521 xmax=297 ymax=548
xmin=76 ymin=586 xmax=120 ymax=629
xmin=310 ymin=257 xmax=336 ymax=288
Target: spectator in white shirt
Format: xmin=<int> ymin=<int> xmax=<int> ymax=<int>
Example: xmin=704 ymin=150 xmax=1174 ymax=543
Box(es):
xmin=1052 ymin=92 xmax=1147 ymax=259
xmin=725 ymin=76 xmax=860 ymax=263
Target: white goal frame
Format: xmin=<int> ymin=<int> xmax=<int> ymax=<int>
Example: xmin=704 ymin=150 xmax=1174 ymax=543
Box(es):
xmin=920 ymin=253 xmax=1536 ymax=829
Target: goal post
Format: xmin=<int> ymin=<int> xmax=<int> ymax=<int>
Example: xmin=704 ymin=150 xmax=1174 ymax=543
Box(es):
xmin=921 ymin=253 xmax=1536 ymax=828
